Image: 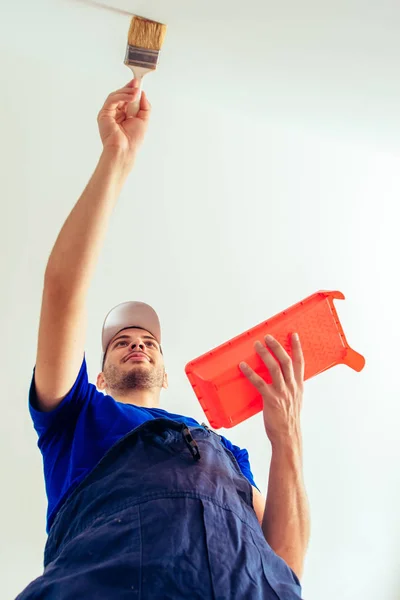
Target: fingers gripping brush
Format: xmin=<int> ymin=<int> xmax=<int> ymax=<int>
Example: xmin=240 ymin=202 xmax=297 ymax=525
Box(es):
xmin=124 ymin=16 xmax=167 ymax=117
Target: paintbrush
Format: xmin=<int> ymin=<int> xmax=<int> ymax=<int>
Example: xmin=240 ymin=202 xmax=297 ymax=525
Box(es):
xmin=124 ymin=16 xmax=167 ymax=117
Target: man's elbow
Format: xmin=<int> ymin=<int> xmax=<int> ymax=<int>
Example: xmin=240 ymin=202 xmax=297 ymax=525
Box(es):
xmin=274 ymin=546 xmax=305 ymax=582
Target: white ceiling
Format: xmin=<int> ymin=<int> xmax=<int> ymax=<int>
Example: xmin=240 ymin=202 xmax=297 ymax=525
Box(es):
xmin=1 ymin=0 xmax=399 ymax=598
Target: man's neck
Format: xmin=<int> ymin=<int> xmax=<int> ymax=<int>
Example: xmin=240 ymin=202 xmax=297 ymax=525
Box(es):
xmin=108 ymin=387 xmax=161 ymax=409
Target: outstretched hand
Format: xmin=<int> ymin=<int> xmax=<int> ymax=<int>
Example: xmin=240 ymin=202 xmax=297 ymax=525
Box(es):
xmin=97 ymin=79 xmax=151 ymax=157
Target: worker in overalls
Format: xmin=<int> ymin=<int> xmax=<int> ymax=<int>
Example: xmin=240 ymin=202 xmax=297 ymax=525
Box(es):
xmin=17 ymin=80 xmax=310 ymax=599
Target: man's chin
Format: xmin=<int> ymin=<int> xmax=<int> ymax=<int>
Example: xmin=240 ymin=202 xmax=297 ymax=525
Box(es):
xmin=126 ymin=362 xmax=151 ymax=372
xmin=126 ymin=360 xmax=150 ymax=367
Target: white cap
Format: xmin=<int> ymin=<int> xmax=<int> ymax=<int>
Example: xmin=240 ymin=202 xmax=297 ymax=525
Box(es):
xmin=101 ymin=301 xmax=161 ymax=365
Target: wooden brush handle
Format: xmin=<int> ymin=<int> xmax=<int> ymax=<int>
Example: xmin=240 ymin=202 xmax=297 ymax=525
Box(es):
xmin=126 ymin=66 xmax=151 ymax=118
xmin=127 ymin=91 xmax=141 ymax=118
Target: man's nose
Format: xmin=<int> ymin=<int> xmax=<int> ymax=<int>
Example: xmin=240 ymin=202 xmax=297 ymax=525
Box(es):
xmin=130 ymin=340 xmax=145 ymax=351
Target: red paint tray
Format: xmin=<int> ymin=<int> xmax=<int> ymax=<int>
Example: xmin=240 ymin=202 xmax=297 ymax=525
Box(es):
xmin=185 ymin=291 xmax=365 ymax=429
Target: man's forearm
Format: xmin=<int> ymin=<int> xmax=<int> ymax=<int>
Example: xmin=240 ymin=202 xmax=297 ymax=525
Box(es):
xmin=262 ymin=433 xmax=310 ymax=580
xmin=45 ymin=147 xmax=134 ymax=297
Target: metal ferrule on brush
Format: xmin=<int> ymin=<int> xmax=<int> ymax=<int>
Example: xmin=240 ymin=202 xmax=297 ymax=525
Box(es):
xmin=124 ymin=45 xmax=160 ymax=69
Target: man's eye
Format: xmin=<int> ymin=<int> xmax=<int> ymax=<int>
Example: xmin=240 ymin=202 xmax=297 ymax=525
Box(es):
xmin=145 ymin=341 xmax=155 ymax=348
xmin=116 ymin=341 xmax=128 ymax=347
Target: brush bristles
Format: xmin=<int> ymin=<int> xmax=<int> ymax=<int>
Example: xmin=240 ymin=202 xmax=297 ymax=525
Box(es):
xmin=128 ymin=16 xmax=167 ymax=51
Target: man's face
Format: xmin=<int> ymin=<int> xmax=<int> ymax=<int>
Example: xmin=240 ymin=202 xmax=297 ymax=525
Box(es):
xmin=99 ymin=327 xmax=167 ymax=394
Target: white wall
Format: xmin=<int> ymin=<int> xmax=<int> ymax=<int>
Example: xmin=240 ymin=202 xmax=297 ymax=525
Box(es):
xmin=1 ymin=0 xmax=399 ymax=598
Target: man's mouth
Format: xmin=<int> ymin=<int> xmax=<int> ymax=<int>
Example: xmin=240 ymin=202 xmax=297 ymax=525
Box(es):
xmin=125 ymin=352 xmax=150 ymax=363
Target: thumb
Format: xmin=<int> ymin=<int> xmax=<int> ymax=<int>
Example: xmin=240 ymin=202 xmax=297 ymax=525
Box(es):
xmin=136 ymin=91 xmax=152 ymax=121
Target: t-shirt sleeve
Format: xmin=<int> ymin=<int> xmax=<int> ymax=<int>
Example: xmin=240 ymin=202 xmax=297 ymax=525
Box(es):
xmin=219 ymin=435 xmax=260 ymax=492
xmin=29 ymin=356 xmax=90 ymax=441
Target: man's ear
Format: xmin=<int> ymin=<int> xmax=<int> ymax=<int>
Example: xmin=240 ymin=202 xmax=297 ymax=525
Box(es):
xmin=162 ymin=371 xmax=169 ymax=390
xmin=97 ymin=372 xmax=106 ymax=391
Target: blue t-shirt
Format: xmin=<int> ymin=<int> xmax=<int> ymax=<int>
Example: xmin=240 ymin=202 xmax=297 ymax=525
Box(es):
xmin=29 ymin=357 xmax=259 ymax=533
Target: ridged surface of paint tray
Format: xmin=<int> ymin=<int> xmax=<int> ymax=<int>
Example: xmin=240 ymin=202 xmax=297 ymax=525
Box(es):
xmin=185 ymin=291 xmax=365 ymax=429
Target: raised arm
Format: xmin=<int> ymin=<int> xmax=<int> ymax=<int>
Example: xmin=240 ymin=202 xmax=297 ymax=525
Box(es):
xmin=35 ymin=80 xmax=149 ymax=411
xmin=240 ymin=334 xmax=310 ymax=580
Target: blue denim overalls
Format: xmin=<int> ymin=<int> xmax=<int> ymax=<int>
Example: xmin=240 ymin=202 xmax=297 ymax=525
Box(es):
xmin=17 ymin=418 xmax=302 ymax=599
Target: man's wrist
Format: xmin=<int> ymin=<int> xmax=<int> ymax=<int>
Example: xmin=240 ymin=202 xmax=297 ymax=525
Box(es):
xmin=100 ymin=146 xmax=138 ymax=176
xmin=270 ymin=430 xmax=303 ymax=461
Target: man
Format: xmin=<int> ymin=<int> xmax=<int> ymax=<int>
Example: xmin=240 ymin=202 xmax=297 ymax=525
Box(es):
xmin=18 ymin=79 xmax=310 ymax=599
